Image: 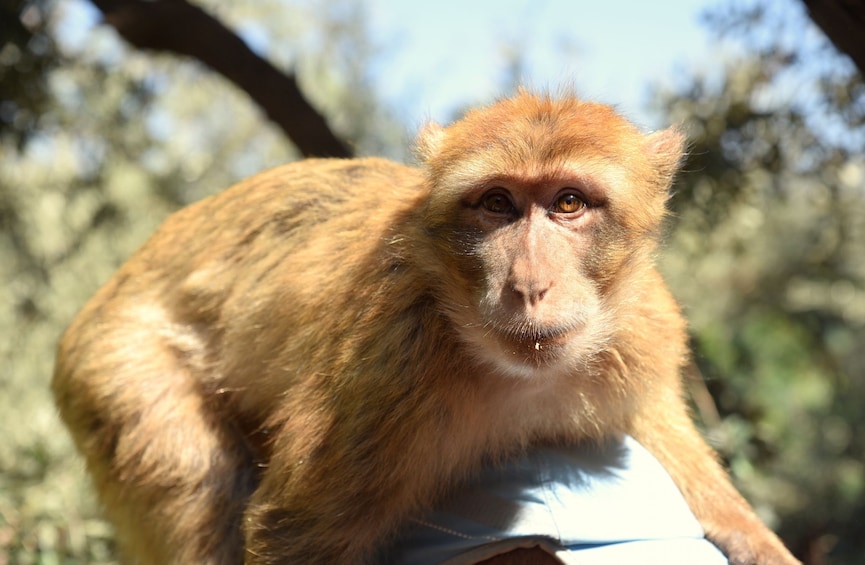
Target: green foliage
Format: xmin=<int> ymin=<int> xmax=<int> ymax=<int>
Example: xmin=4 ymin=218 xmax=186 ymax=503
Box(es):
xmin=655 ymin=2 xmax=865 ymax=562
xmin=0 ymin=0 xmax=59 ymax=147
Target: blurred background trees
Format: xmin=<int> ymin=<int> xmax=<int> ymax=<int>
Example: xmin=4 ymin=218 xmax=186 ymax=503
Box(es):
xmin=656 ymin=3 xmax=865 ymax=563
xmin=655 ymin=3 xmax=864 ymax=562
xmin=0 ymin=0 xmax=862 ymax=563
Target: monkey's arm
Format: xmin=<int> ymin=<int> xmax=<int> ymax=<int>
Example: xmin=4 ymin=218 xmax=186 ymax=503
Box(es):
xmin=629 ymin=390 xmax=800 ymax=565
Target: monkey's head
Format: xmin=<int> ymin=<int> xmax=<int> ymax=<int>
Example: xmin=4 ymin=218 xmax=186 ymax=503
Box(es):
xmin=414 ymin=92 xmax=685 ymax=378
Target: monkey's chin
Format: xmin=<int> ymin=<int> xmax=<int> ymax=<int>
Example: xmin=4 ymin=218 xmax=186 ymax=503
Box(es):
xmin=485 ymin=330 xmax=575 ymax=379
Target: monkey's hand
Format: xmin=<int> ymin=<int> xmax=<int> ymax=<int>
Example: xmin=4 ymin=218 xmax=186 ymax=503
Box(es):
xmin=707 ymin=525 xmax=802 ymax=565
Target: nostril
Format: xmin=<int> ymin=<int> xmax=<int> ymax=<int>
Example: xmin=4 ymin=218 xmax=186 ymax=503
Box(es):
xmin=510 ymin=284 xmax=525 ymax=298
xmin=509 ymin=282 xmax=551 ymax=306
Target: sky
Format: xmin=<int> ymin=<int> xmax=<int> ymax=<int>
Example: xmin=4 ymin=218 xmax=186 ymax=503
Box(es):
xmin=365 ymin=0 xmax=719 ymax=128
xmin=57 ymin=0 xmax=724 ymax=130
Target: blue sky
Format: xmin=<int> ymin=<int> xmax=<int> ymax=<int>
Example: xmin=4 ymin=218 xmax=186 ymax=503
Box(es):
xmin=366 ymin=0 xmax=719 ymax=127
xmin=57 ymin=0 xmax=725 ymax=129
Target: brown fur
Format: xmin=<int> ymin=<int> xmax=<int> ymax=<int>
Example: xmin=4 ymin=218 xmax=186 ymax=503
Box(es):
xmin=478 ymin=548 xmax=563 ymax=564
xmin=53 ymin=92 xmax=799 ymax=564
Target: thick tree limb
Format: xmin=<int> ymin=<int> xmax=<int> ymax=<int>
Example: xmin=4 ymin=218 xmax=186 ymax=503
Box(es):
xmin=89 ymin=0 xmax=352 ymax=158
xmin=801 ymin=0 xmax=865 ymax=77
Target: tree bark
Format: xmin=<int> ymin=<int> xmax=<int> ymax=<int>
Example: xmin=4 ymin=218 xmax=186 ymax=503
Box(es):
xmin=89 ymin=0 xmax=352 ymax=158
xmin=801 ymin=0 xmax=865 ymax=77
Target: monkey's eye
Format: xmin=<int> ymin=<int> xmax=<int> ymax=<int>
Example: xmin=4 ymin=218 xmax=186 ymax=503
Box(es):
xmin=552 ymin=191 xmax=587 ymax=214
xmin=481 ymin=191 xmax=515 ymax=215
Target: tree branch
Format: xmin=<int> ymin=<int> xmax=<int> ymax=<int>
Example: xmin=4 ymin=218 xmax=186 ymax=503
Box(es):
xmin=801 ymin=0 xmax=865 ymax=77
xmin=89 ymin=0 xmax=352 ymax=158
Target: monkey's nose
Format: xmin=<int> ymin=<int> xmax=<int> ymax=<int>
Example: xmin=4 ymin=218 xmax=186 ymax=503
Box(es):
xmin=509 ymin=281 xmax=551 ymax=308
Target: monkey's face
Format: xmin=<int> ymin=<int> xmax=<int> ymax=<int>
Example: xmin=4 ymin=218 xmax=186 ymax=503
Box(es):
xmin=443 ymin=167 xmax=625 ymax=379
xmin=416 ymin=94 xmax=683 ymax=379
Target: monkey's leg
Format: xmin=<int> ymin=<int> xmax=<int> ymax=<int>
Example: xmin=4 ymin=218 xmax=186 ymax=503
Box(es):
xmin=54 ymin=322 xmax=257 ymax=565
xmin=240 ymin=403 xmax=449 ymax=565
xmin=630 ymin=391 xmax=800 ymax=565
xmin=242 ymin=448 xmax=402 ymax=563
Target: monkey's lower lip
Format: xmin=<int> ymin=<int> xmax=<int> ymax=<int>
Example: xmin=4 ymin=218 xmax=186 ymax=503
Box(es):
xmin=506 ymin=329 xmax=571 ymax=352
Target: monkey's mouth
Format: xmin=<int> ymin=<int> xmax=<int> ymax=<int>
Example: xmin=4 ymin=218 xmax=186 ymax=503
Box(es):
xmin=501 ymin=327 xmax=572 ymax=355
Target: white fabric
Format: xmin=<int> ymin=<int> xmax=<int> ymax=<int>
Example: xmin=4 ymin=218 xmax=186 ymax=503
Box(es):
xmin=381 ymin=436 xmax=728 ymax=564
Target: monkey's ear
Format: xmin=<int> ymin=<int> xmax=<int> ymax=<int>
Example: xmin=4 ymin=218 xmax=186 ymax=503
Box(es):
xmin=414 ymin=122 xmax=446 ymax=163
xmin=645 ymin=127 xmax=687 ymax=185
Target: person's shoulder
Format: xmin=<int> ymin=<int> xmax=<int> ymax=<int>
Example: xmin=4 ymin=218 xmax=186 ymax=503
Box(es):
xmin=381 ymin=436 xmax=728 ymax=565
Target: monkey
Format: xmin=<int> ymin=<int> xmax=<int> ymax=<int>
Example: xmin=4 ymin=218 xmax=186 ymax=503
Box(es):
xmin=52 ymin=91 xmax=800 ymax=565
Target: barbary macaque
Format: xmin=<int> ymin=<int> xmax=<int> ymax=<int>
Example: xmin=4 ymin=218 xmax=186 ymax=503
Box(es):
xmin=53 ymin=91 xmax=800 ymax=564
